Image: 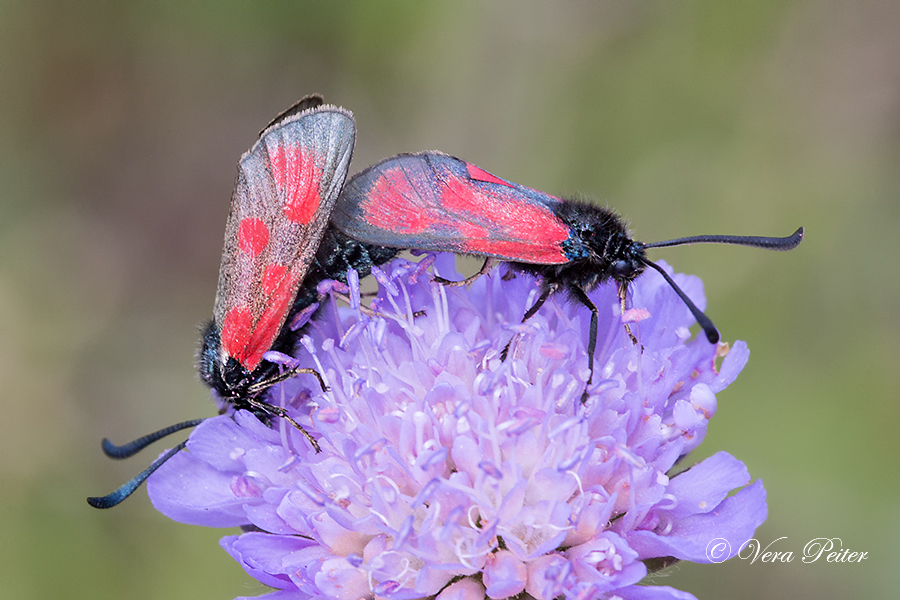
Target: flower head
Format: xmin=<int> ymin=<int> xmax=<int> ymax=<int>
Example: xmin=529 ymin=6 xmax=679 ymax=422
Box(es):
xmin=148 ymin=253 xmax=766 ymax=600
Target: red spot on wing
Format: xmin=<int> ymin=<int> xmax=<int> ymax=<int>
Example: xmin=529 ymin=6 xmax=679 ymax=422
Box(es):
xmin=466 ymin=238 xmax=568 ymax=262
xmin=268 ymin=143 xmax=322 ymax=224
xmin=466 ymin=163 xmax=512 ymax=187
xmin=246 ymin=266 xmax=296 ymax=369
xmin=221 ymin=263 xmax=297 ymax=371
xmin=261 ymin=264 xmax=288 ymax=295
xmin=446 ymin=216 xmax=566 ymax=262
xmin=221 ymin=307 xmax=255 ymax=365
xmin=440 ymin=173 xmax=570 ymax=264
xmin=238 ymin=218 xmax=269 ymax=257
xmin=364 ymin=166 xmax=433 ymax=234
xmin=282 ymin=186 xmax=321 ymax=223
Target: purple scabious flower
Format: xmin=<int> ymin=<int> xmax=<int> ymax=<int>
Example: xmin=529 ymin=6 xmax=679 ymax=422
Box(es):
xmin=148 ymin=254 xmax=766 ymax=600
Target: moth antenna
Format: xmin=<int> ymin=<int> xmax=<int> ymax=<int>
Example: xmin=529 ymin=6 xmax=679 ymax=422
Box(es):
xmin=87 ymin=440 xmax=188 ymax=509
xmin=643 ymin=226 xmax=803 ymax=251
xmin=641 ymin=259 xmax=719 ymax=344
xmin=101 ymin=418 xmax=205 ymax=459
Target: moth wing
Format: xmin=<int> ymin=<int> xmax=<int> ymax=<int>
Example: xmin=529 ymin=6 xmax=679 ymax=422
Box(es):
xmin=258 ymin=93 xmax=324 ymax=136
xmin=214 ymin=105 xmax=356 ymax=371
xmin=333 ymin=152 xmax=572 ymax=265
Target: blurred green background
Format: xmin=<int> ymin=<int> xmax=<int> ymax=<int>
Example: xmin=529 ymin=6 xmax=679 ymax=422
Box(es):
xmin=1 ymin=1 xmax=897 ymax=599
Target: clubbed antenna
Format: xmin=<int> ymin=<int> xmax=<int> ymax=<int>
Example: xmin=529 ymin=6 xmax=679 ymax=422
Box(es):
xmin=643 ymin=227 xmax=804 ymax=251
xmin=87 ymin=418 xmax=204 ymax=508
xmin=100 ymin=419 xmax=204 ymax=459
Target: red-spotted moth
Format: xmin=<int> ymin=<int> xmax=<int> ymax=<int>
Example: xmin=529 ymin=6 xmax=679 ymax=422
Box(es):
xmin=196 ymin=96 xmax=355 ymax=439
xmin=88 ymin=95 xmax=356 ymax=508
xmin=332 ymin=152 xmax=803 ymax=401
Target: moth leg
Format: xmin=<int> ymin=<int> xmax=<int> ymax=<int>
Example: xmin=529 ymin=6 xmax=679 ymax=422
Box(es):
xmin=570 ymin=286 xmax=599 ymax=404
xmin=331 ymin=290 xmax=378 ymax=316
xmin=617 ymin=283 xmax=639 ymax=345
xmin=500 ymin=283 xmax=557 ymax=361
xmin=330 ymin=290 xmax=426 ymax=319
xmin=247 ymin=397 xmax=321 ymax=453
xmin=434 ymin=257 xmax=494 ymax=287
xmin=250 ymin=365 xmax=328 ymax=394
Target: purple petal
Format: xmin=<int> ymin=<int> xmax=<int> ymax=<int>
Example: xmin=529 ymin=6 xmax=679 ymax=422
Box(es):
xmin=566 ymin=533 xmax=647 ymax=593
xmin=525 ymin=553 xmax=572 ymax=600
xmin=244 ymin=497 xmax=294 ymax=535
xmin=221 ymin=532 xmax=312 ymax=590
xmin=616 ymin=584 xmax=700 ymax=600
xmin=626 ymin=479 xmax=768 ymax=562
xmin=147 ymin=446 xmax=249 ymax=527
xmin=665 ymin=452 xmax=751 ymax=519
xmin=482 ymin=550 xmax=527 ymax=599
xmin=435 ymin=578 xmax=486 ymax=600
xmin=313 ymin=557 xmax=370 ymax=600
xmin=710 ymin=341 xmax=750 ymax=393
xmin=234 ymin=591 xmax=306 ymax=600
